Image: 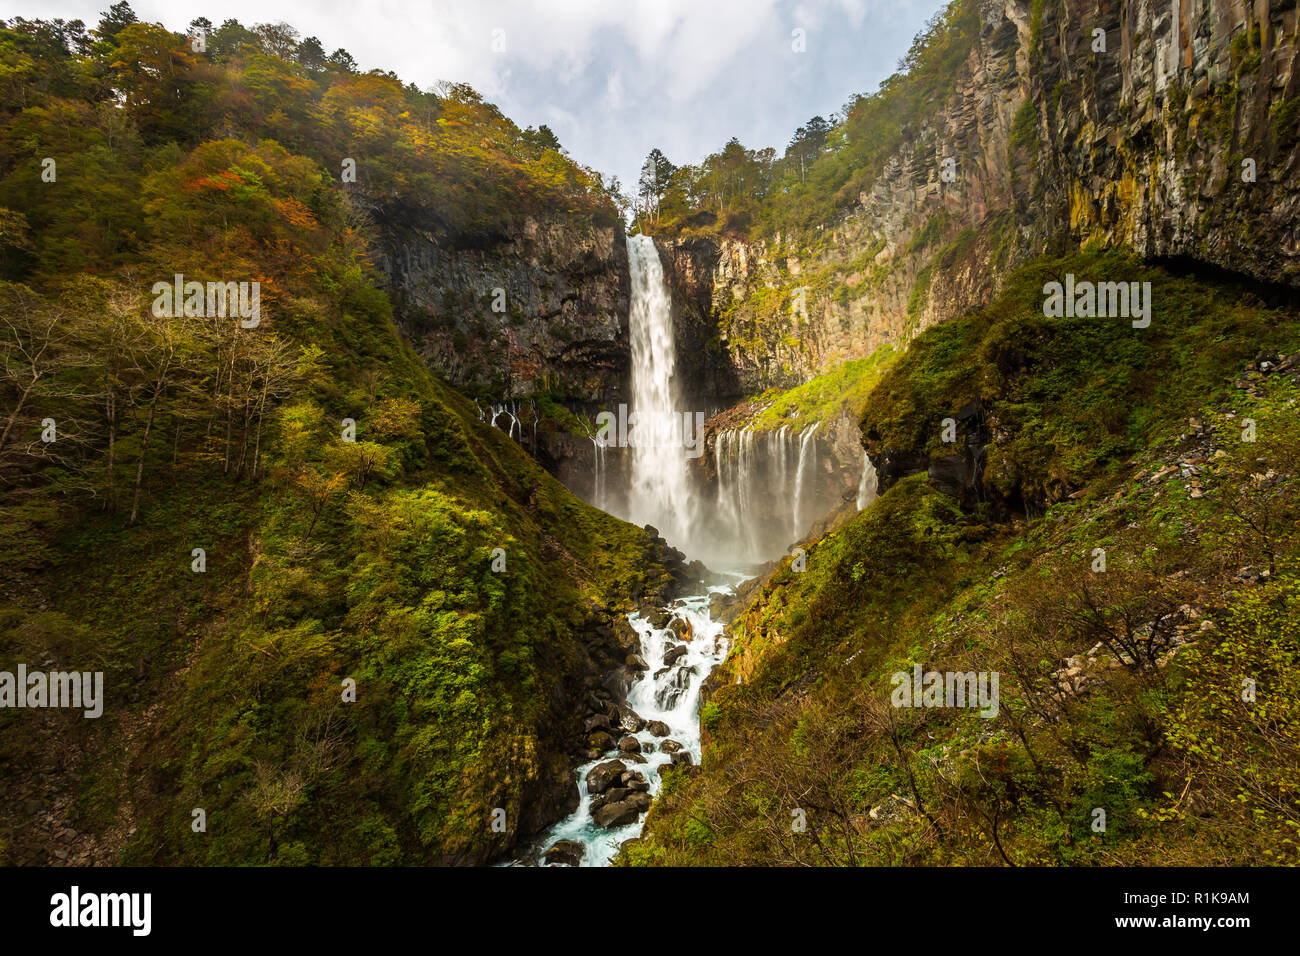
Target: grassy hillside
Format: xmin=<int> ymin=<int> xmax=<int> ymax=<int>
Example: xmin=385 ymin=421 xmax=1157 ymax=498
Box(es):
xmin=628 ymin=250 xmax=1300 ymax=865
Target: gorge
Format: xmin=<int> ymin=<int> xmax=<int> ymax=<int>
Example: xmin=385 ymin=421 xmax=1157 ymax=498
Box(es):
xmin=1 ymin=0 xmax=1298 ymax=873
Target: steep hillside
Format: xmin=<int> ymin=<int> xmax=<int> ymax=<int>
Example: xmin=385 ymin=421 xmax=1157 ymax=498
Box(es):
xmin=628 ymin=250 xmax=1300 ymax=865
xmin=0 ymin=11 xmax=687 ymax=866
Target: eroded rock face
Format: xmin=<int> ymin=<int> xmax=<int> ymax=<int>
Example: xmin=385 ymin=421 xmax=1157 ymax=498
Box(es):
xmin=370 ymin=203 xmax=632 ymax=404
xmin=657 ymin=0 xmax=1300 ymax=396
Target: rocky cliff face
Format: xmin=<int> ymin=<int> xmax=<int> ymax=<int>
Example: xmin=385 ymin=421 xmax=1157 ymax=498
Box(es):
xmin=370 ymin=199 xmax=632 ymax=404
xmin=662 ymin=0 xmax=1300 ymax=396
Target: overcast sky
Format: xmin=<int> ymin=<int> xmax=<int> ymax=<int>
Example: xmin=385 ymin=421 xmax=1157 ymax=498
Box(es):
xmin=6 ymin=0 xmax=942 ymax=194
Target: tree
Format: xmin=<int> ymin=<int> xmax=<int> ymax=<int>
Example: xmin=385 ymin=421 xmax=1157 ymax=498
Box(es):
xmin=208 ymin=18 xmax=256 ymax=60
xmin=253 ymin=21 xmax=299 ymax=59
xmin=637 ymin=147 xmax=676 ymax=226
xmin=786 ymin=115 xmax=832 ymax=182
xmin=0 ymin=283 xmax=85 ymax=479
xmin=108 ymin=23 xmax=200 ymax=141
xmin=125 ymin=302 xmax=188 ymax=523
xmin=521 ymin=124 xmax=561 ymax=153
xmin=187 ymin=16 xmax=213 ymax=45
xmin=296 ymin=35 xmax=326 ymax=71
xmin=95 ymin=1 xmax=137 ymax=42
xmin=327 ymin=47 xmax=356 ymax=73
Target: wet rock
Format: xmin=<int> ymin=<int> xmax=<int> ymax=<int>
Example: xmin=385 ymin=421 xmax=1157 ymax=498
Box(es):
xmin=642 ymin=740 xmax=656 ymax=753
xmin=544 ymin=840 xmax=585 ymax=867
xmin=662 ymin=645 xmax=688 ymax=666
xmin=594 ymin=800 xmax=643 ymax=828
xmin=585 ymin=759 xmax=626 ymax=795
xmin=605 ymin=787 xmax=630 ymax=804
xmin=647 ymin=609 xmax=672 ymax=629
xmin=659 ymin=739 xmax=683 ymax=755
xmin=646 ymin=720 xmax=670 ymax=737
xmin=618 ymin=736 xmax=642 ymax=754
xmin=622 ymin=769 xmax=648 ymax=788
xmin=654 ymin=665 xmax=696 ymax=709
xmin=614 ymin=703 xmax=645 ymax=733
xmin=584 ymin=714 xmax=611 ymax=734
xmin=670 ymin=750 xmax=694 ymax=767
xmin=620 ymin=752 xmax=647 ymax=764
xmin=587 ymin=731 xmax=616 ymax=752
xmin=628 ymin=792 xmax=652 ymax=811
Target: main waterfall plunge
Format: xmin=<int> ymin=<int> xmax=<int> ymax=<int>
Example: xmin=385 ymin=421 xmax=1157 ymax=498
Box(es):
xmin=623 ymin=234 xmax=696 ymax=548
xmin=513 ymin=236 xmax=877 ymax=866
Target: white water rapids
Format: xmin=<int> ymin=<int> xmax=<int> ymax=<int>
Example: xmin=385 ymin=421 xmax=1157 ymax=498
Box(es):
xmin=518 ymin=585 xmax=738 ymax=866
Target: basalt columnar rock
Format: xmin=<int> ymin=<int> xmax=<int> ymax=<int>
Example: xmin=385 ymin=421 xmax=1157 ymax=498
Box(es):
xmin=654 ymin=0 xmax=1300 ymax=396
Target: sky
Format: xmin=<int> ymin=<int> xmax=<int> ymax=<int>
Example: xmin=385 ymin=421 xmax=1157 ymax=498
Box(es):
xmin=5 ymin=0 xmax=944 ymax=194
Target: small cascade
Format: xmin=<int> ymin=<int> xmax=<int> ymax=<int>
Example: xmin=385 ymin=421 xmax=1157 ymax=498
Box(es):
xmin=592 ymin=438 xmax=608 ymax=512
xmin=857 ymin=449 xmax=879 ymax=510
xmin=476 ymin=398 xmax=533 ymax=446
xmin=791 ymin=423 xmax=819 ymax=539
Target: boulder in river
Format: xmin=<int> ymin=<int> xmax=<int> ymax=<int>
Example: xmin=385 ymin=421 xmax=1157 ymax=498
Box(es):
xmin=646 ymin=720 xmax=670 ymax=737
xmin=618 ymin=736 xmax=642 ymax=754
xmin=605 ymin=787 xmax=629 ymax=804
xmin=615 ymin=703 xmax=645 ymax=733
xmin=670 ymin=750 xmax=694 ymax=767
xmin=621 ymin=769 xmax=648 ymax=789
xmin=586 ymin=759 xmax=626 ymax=795
xmin=659 ymin=739 xmax=683 ymax=755
xmin=594 ymin=799 xmax=643 ymax=828
xmin=662 ymin=644 xmax=688 ymax=666
xmin=544 ymin=840 xmax=585 ymax=867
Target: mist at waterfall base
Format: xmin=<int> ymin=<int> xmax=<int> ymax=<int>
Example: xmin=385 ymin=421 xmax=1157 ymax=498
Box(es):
xmin=589 ymin=235 xmax=879 ymax=569
xmin=513 ymin=236 xmax=877 ymax=866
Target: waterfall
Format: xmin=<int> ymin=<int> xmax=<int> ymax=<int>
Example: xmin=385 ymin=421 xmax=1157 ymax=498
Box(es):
xmin=736 ymin=427 xmax=756 ymax=558
xmin=714 ymin=429 xmax=739 ymax=539
xmin=592 ymin=437 xmax=607 ymax=512
xmin=857 ymin=450 xmax=878 ymax=510
xmin=792 ymin=423 xmax=819 ymax=540
xmin=625 ymin=235 xmax=693 ymax=545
